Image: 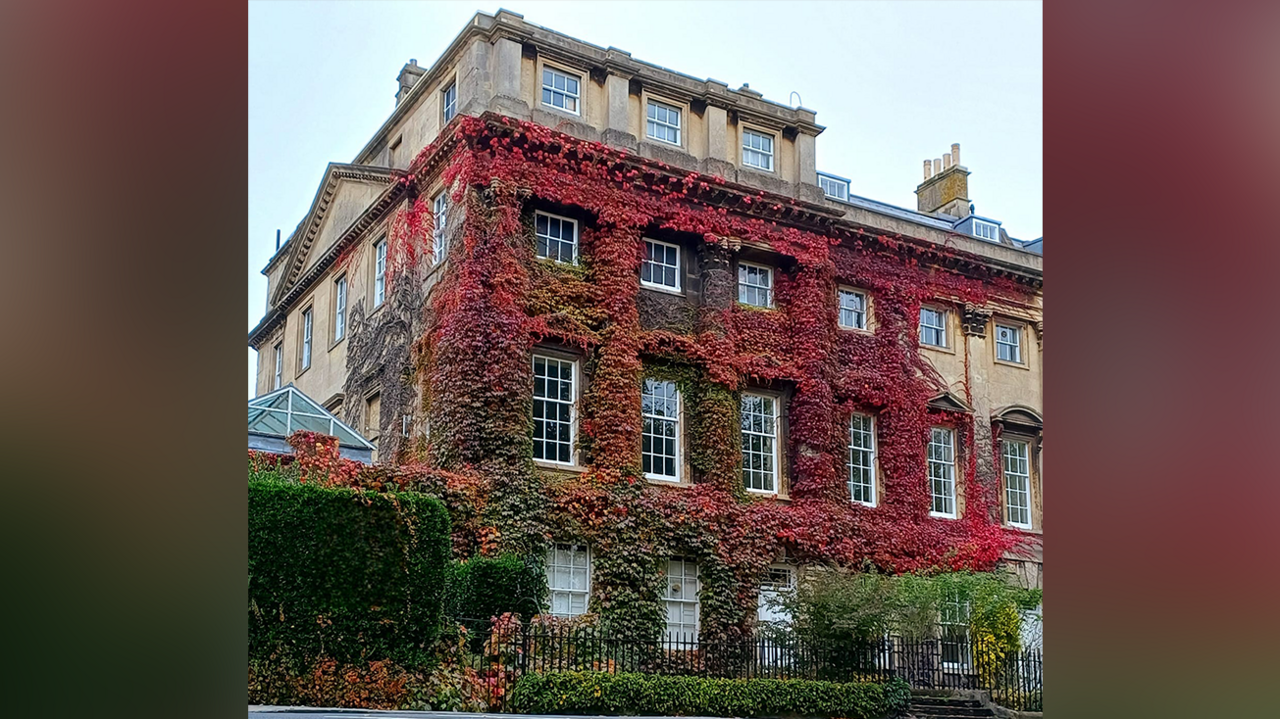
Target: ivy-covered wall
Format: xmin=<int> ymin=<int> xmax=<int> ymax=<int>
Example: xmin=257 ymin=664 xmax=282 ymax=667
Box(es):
xmin=378 ymin=114 xmax=1038 ymax=643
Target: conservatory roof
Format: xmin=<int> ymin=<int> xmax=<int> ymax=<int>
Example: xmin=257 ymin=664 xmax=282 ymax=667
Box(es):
xmin=247 ymin=385 xmax=375 ymax=450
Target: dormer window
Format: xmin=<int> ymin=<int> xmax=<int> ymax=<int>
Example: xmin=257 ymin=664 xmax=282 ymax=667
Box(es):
xmin=973 ymin=220 xmax=1000 ymax=242
xmin=818 ymin=173 xmax=850 ymax=201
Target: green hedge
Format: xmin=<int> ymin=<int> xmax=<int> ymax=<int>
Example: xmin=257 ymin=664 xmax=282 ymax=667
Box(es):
xmin=508 ymin=671 xmax=911 ymax=719
xmin=248 ymin=478 xmax=451 ymax=668
xmin=444 ymin=553 xmax=546 ymax=623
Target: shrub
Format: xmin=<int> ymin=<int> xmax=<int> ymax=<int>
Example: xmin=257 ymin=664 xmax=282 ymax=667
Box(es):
xmin=444 ymin=553 xmax=546 ymax=624
xmin=248 ymin=477 xmax=451 ymax=671
xmin=776 ymin=567 xmax=1042 ymax=653
xmin=508 ymin=671 xmax=911 ymax=719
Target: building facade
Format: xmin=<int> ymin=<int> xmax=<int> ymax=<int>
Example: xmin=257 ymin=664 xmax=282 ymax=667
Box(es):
xmin=248 ymin=10 xmax=1043 ymax=640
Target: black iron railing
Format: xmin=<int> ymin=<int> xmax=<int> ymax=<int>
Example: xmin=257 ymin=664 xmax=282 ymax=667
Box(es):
xmin=447 ymin=620 xmax=1042 ymax=712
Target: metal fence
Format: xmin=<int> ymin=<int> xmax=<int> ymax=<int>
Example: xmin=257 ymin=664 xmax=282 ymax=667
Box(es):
xmin=450 ymin=621 xmax=1042 ymax=712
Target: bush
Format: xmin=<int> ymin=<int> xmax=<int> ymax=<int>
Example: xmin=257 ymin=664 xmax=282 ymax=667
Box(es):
xmin=444 ymin=553 xmax=546 ymax=623
xmin=248 ymin=477 xmax=451 ymax=670
xmin=508 ymin=671 xmax=911 ymax=719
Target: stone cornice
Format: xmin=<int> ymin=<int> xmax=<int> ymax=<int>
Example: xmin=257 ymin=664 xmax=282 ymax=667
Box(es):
xmin=468 ymin=114 xmax=1042 ymax=289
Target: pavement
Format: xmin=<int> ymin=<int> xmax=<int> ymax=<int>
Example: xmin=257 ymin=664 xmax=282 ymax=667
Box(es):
xmin=249 ymin=710 xmax=723 ymax=719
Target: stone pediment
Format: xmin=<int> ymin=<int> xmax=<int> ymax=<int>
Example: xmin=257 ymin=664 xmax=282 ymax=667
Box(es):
xmin=927 ymin=391 xmax=973 ymax=414
xmin=993 ymin=404 xmax=1044 ymax=432
xmin=272 ymin=163 xmax=396 ymax=306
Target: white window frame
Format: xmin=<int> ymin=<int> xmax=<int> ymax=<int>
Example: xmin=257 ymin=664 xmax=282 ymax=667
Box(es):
xmin=757 ymin=564 xmax=795 ymax=624
xmin=546 ymin=543 xmax=591 ymax=618
xmin=432 ymin=192 xmax=448 ymax=264
xmin=641 ymin=238 xmax=682 ymax=293
xmin=373 ymin=238 xmax=387 ymax=308
xmin=1002 ymin=439 xmax=1033 ymax=529
xmin=741 ymin=392 xmax=779 ymax=494
xmin=442 ymin=81 xmax=457 ymax=123
xmin=919 ymin=306 xmax=948 ymax=348
xmin=995 ymin=323 xmax=1023 ymax=364
xmin=664 ymin=556 xmax=700 ymax=643
xmin=642 ymin=378 xmax=681 ymax=482
xmin=272 ymin=342 xmax=283 ymax=391
xmin=741 ymin=128 xmax=775 ymax=171
xmin=847 ymin=413 xmax=877 ymax=507
xmin=838 ymin=288 xmax=868 ymax=330
xmin=645 ymin=99 xmax=682 ymax=146
xmin=973 ymin=220 xmax=1000 ymax=242
xmin=333 ymin=274 xmax=347 ymax=342
xmin=540 ymin=65 xmax=581 ymax=116
xmin=532 ymin=354 xmax=577 ymax=466
xmin=928 ymin=426 xmax=957 ymax=518
xmin=818 ymin=173 xmax=850 ymax=201
xmin=737 ymin=261 xmax=774 ymax=308
xmin=300 ymin=307 xmax=313 ymax=371
xmin=939 ymin=593 xmax=972 ymax=671
xmin=534 ymin=211 xmax=579 ymax=265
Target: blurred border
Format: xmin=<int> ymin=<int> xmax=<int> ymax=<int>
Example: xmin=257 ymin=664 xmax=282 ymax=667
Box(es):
xmin=0 ymin=0 xmax=1277 ymax=717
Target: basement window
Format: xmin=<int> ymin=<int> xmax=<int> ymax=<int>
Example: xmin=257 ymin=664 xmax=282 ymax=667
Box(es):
xmin=546 ymin=543 xmax=591 ymax=617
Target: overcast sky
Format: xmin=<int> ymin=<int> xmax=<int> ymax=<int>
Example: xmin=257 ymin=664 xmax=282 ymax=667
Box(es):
xmin=248 ymin=1 xmax=1042 ymax=396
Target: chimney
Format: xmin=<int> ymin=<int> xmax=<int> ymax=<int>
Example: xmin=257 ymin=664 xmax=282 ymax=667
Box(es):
xmin=916 ymin=142 xmax=970 ymax=218
xmin=396 ymin=59 xmax=425 ymax=107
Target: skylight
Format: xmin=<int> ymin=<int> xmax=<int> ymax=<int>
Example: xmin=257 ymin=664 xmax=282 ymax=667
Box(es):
xmin=248 ymin=385 xmax=374 ymax=449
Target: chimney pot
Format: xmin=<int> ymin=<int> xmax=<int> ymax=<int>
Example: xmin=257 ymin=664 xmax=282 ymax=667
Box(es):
xmin=924 ymin=159 xmax=932 ymax=179
xmin=935 ymin=158 xmax=943 ymax=174
xmin=943 ymin=153 xmax=952 ymax=170
xmin=951 ymin=143 xmax=960 ymax=166
xmin=275 ymin=229 xmax=281 ymax=251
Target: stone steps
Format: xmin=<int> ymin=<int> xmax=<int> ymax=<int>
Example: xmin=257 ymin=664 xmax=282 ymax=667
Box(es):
xmin=907 ymin=694 xmax=996 ymax=718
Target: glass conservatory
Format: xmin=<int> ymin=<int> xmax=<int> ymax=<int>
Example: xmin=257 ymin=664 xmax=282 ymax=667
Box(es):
xmin=247 ymin=385 xmax=375 ymax=463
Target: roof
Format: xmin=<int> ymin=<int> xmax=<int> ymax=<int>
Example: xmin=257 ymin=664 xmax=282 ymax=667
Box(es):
xmin=248 ymin=384 xmax=375 ymax=452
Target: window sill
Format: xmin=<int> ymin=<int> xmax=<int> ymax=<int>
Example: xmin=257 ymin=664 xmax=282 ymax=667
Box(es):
xmin=640 ymin=282 xmax=684 ymax=297
xmin=929 ymin=511 xmax=958 ymax=520
xmin=838 ymin=325 xmax=873 ymax=335
xmin=328 ymin=335 xmax=346 ymax=352
xmin=534 ymin=459 xmax=587 ymax=474
xmin=994 ymin=357 xmax=1030 ymax=370
xmin=921 ymin=342 xmax=956 ymax=355
xmin=539 ymin=102 xmax=582 ymax=119
xmin=644 ymin=135 xmax=683 ymax=150
xmin=736 ymin=301 xmax=777 ymax=311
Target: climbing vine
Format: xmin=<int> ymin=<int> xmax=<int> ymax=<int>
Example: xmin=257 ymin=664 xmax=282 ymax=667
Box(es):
xmin=337 ymin=114 xmax=1038 ymax=642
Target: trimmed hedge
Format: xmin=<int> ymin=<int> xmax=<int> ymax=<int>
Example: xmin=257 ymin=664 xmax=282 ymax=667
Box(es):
xmin=508 ymin=671 xmax=911 ymax=719
xmin=444 ymin=553 xmax=546 ymax=623
xmin=248 ymin=478 xmax=451 ymax=668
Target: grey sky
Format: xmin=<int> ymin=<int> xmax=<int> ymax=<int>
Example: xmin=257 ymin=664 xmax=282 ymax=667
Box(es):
xmin=248 ymin=1 xmax=1042 ymax=396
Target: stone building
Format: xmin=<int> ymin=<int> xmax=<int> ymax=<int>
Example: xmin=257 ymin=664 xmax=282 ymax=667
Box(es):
xmin=247 ymin=10 xmax=1043 ymax=635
